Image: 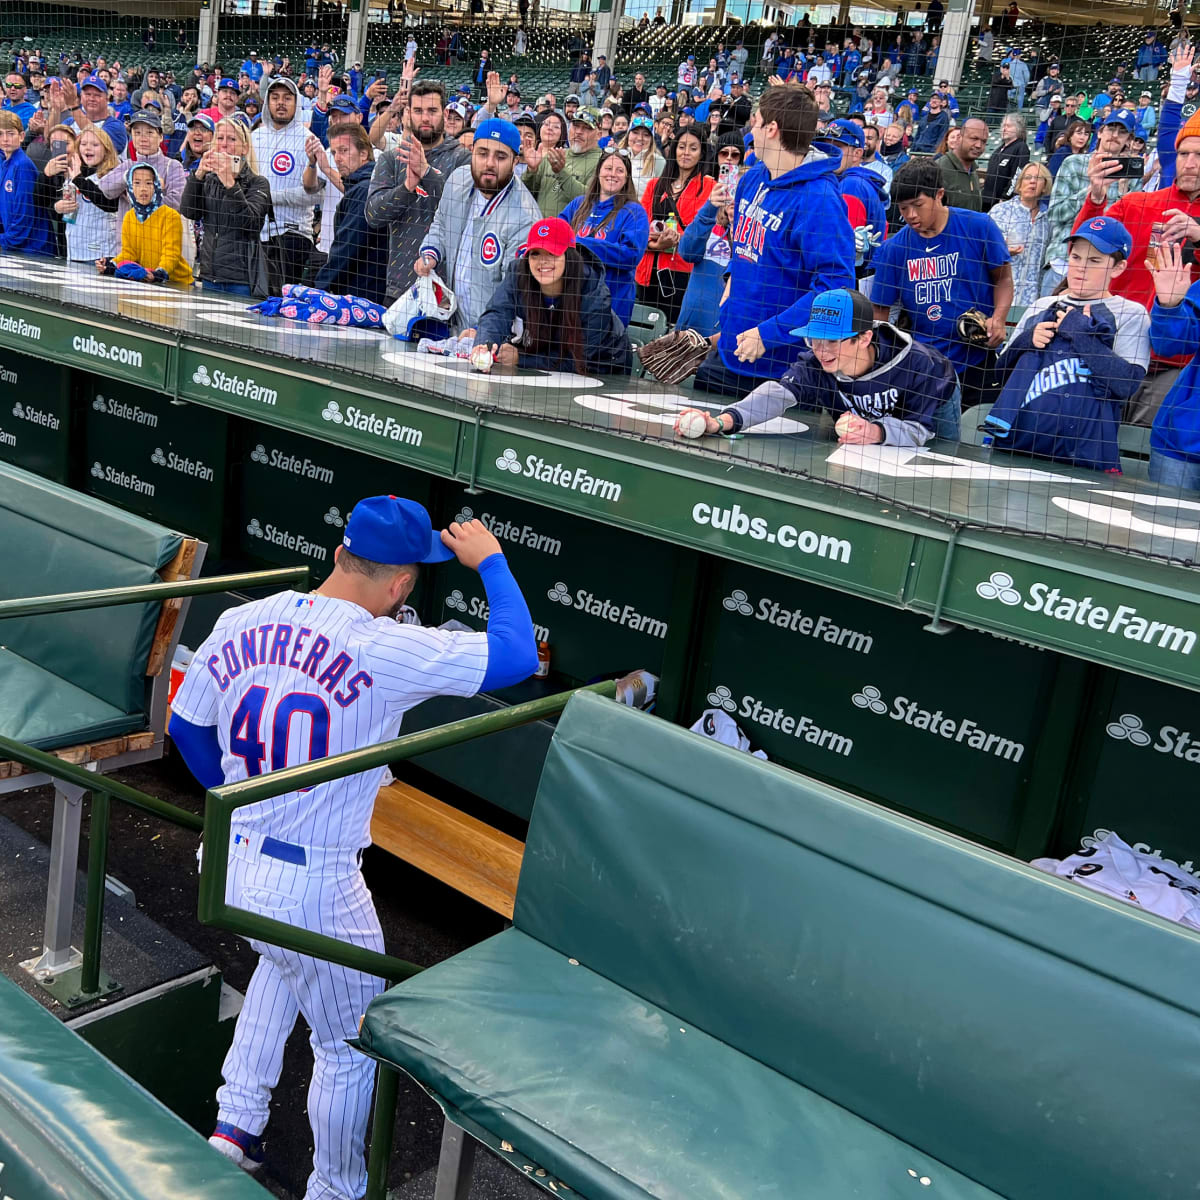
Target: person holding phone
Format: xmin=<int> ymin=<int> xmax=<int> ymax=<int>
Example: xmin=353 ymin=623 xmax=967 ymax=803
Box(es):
xmin=561 ymin=147 xmax=649 ymax=325
xmin=58 ymin=126 xmax=121 ymax=263
xmin=180 ymin=115 xmax=272 ymax=297
xmin=93 ymin=109 xmax=186 ymax=222
xmin=675 ymin=167 xmax=736 ymax=337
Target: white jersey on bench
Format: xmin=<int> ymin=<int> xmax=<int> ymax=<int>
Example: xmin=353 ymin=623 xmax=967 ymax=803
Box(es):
xmin=173 ymin=589 xmax=487 ymax=850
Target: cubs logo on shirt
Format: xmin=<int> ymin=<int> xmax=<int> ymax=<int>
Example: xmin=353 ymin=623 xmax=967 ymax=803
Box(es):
xmin=3 ymin=180 xmax=12 ymax=193
xmin=479 ymin=232 xmax=501 ymax=265
xmin=271 ymin=150 xmax=295 ymax=176
xmin=927 ymin=304 xmax=943 ymax=322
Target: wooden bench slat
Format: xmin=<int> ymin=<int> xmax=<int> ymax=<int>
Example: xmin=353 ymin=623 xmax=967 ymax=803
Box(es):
xmin=146 ymin=537 xmax=200 ymax=679
xmin=371 ymin=782 xmax=524 ymax=919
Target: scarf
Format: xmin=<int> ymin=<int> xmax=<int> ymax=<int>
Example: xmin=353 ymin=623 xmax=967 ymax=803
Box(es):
xmin=125 ymin=164 xmax=164 ymax=222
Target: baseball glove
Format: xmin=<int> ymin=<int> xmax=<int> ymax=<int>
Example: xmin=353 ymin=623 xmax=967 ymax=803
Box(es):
xmin=956 ymin=308 xmax=991 ymax=348
xmin=637 ymin=328 xmax=712 ymax=386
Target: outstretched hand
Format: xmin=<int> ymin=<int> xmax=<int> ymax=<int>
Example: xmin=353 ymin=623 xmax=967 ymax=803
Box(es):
xmin=440 ymin=519 xmax=503 ymax=570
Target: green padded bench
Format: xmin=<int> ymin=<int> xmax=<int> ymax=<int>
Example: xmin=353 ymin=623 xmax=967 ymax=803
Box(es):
xmin=358 ymin=690 xmax=1200 ymax=1199
xmin=0 ymin=974 xmax=263 ymax=1200
xmin=0 ymin=462 xmax=204 ymax=980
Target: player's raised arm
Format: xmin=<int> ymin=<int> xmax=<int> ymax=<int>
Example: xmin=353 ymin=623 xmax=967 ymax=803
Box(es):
xmin=441 ymin=519 xmax=539 ymax=689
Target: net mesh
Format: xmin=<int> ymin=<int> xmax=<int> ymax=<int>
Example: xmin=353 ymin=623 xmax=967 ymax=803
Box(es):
xmin=0 ymin=0 xmax=1197 ymax=566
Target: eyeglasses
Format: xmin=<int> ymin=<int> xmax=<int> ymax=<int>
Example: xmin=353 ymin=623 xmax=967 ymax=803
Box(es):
xmin=601 ymin=146 xmax=631 ymax=159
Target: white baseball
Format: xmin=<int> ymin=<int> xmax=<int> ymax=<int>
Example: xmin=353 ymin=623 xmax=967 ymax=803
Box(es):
xmin=835 ymin=411 xmax=857 ymax=437
xmin=677 ymin=409 xmax=709 ymax=439
xmin=469 ymin=346 xmax=494 ymax=372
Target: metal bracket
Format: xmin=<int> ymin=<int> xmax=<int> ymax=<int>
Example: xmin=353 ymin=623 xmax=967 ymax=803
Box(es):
xmin=464 ymin=407 xmax=485 ymax=495
xmin=433 ymin=1119 xmax=478 ymax=1200
xmin=923 ymin=524 xmax=963 ymax=635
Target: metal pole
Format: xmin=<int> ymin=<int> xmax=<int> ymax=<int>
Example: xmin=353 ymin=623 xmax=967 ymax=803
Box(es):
xmin=40 ymin=781 xmax=87 ymax=971
xmin=364 ymin=1065 xmax=400 ymax=1200
xmin=80 ymin=792 xmax=110 ymax=996
xmin=0 ymin=566 xmax=309 ymax=621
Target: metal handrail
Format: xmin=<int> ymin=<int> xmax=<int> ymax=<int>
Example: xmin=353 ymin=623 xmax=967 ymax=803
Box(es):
xmin=0 ymin=567 xmax=310 ymax=619
xmin=198 ymin=681 xmax=618 ymax=984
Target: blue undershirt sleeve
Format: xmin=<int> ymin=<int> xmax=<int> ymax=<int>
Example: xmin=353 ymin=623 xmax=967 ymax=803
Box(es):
xmin=168 ymin=713 xmax=226 ymax=790
xmin=477 ymin=553 xmax=539 ymax=690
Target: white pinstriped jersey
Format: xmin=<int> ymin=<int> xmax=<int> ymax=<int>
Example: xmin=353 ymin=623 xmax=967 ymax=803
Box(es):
xmin=173 ymin=590 xmax=488 ymax=849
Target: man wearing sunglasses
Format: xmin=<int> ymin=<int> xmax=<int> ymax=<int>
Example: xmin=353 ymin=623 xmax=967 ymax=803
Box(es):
xmin=1 ymin=75 xmax=37 ymax=127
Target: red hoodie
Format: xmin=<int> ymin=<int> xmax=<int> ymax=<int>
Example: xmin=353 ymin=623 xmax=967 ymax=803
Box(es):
xmin=1074 ymin=183 xmax=1200 ymax=365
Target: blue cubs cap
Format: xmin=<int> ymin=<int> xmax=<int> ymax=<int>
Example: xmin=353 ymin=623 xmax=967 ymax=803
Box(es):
xmin=474 ymin=117 xmax=521 ymax=152
xmin=218 ymin=77 xmax=239 ymax=91
xmin=681 ymin=106 xmax=695 ymax=116
xmin=342 ymin=496 xmax=454 ymax=564
xmin=791 ymin=288 xmax=874 ymax=339
xmin=457 ymin=83 xmax=472 ymax=94
xmin=81 ymin=73 xmax=108 ymax=93
xmin=824 ymin=118 xmax=865 ymax=148
xmin=187 ymin=112 xmax=215 ymax=131
xmin=1104 ymin=107 xmax=1137 ymax=132
xmin=1069 ymin=215 xmax=1133 ymax=259
xmin=328 ymin=94 xmax=359 ymax=113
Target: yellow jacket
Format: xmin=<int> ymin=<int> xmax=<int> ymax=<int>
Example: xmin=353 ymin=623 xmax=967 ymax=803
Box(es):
xmin=118 ymin=205 xmax=191 ymax=285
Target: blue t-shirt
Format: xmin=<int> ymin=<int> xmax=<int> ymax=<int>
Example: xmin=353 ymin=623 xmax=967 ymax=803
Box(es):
xmin=871 ymin=208 xmax=1011 ymax=371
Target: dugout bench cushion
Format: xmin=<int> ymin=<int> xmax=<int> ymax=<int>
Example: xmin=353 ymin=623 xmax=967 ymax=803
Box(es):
xmin=357 ymin=926 xmax=1003 ymax=1200
xmin=0 ymin=463 xmax=182 ymax=747
xmin=0 ymin=975 xmax=266 ymax=1200
xmin=360 ymin=692 xmax=1200 ymax=1200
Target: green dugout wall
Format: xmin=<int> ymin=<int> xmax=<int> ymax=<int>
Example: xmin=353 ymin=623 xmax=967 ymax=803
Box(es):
xmin=2 ymin=340 xmax=1198 ymax=870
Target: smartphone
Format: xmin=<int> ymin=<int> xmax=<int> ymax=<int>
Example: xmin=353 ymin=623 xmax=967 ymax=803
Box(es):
xmin=718 ymin=162 xmax=739 ymax=185
xmin=229 ymin=154 xmax=243 ymax=172
xmin=50 ymin=138 xmax=67 ymax=158
xmin=1111 ymin=155 xmax=1145 ymax=179
xmin=1183 ymin=241 xmax=1199 ymax=267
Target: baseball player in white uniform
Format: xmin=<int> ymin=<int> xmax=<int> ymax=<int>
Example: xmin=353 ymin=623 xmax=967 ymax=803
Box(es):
xmin=169 ymin=495 xmax=538 ymax=1200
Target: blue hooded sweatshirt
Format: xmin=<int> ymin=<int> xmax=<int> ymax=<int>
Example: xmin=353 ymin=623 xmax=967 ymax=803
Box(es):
xmin=1149 ymin=284 xmax=1200 ymax=464
xmin=0 ymin=147 xmax=56 ymax=257
xmin=559 ymin=193 xmax=649 ymax=327
xmin=717 ymin=154 xmax=856 ymax=381
xmin=836 ymin=163 xmax=889 ymax=244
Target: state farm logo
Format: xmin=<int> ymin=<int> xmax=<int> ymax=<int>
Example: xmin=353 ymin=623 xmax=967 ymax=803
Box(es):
xmin=321 ymin=397 xmax=423 ymax=445
xmin=192 ymin=365 xmax=211 ymax=386
xmin=494 ymin=446 xmax=621 ymax=502
xmin=454 ymin=505 xmax=562 ymax=555
xmin=723 ymin=588 xmax=753 ymax=616
xmin=849 ymin=684 xmax=1025 ymax=762
xmin=91 ymin=461 xmax=104 ymax=480
xmin=1106 ymin=713 xmax=1152 ymax=746
xmin=247 ymin=517 xmax=264 ymax=537
xmin=322 ymin=399 xmax=344 ymax=424
xmin=455 ymin=505 xmax=474 ymax=524
xmin=543 ymin=580 xmax=665 ymax=637
xmin=547 ymin=581 xmax=572 ymax=605
xmin=496 ymin=447 xmax=522 ymax=474
xmin=976 ymin=571 xmax=1021 ymax=605
xmin=323 ymin=506 xmax=344 ymax=528
xmin=251 ymin=444 xmax=269 ymax=463
xmin=445 ymin=589 xmax=468 ymax=612
xmin=706 ymin=685 xmax=737 ymax=713
xmin=190 ymin=363 xmax=278 ymax=405
xmin=721 ymin=586 xmax=874 ymax=653
xmin=10 ymin=400 xmax=60 ymax=429
xmin=702 ymin=683 xmax=853 ymax=756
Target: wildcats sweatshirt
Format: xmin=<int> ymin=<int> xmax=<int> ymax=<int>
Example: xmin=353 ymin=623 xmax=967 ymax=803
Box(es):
xmin=718 ymin=154 xmax=856 ymax=380
xmin=1150 ymin=285 xmax=1200 ymax=464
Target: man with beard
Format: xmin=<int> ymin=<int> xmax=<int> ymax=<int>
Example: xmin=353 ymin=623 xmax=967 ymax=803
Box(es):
xmin=626 ymin=72 xmax=651 ymax=114
xmin=252 ymin=75 xmax=322 ymax=287
xmin=366 ymin=80 xmax=469 ymax=303
xmin=413 ymin=119 xmax=540 ymax=332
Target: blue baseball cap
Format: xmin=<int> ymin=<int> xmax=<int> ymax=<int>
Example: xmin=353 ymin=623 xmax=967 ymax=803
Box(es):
xmin=1069 ymin=215 xmax=1133 ymax=259
xmin=1104 ymin=107 xmax=1137 ymax=132
xmin=187 ymin=112 xmax=215 ymax=131
xmin=791 ymin=288 xmax=874 ymax=339
xmin=218 ymin=77 xmax=239 ymax=91
xmin=80 ymin=73 xmax=108 ymax=94
xmin=474 ymin=117 xmax=521 ymax=153
xmin=342 ymin=496 xmax=454 ymax=565
xmin=824 ymin=118 xmax=865 ymax=148
xmin=328 ymin=94 xmax=359 ymax=114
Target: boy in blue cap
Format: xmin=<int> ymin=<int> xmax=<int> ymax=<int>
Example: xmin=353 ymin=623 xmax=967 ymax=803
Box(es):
xmin=988 ymin=215 xmax=1150 ymax=470
xmin=676 ymin=287 xmax=954 ymax=445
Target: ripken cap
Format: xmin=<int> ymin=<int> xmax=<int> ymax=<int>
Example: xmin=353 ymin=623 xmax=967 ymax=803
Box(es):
xmin=342 ymin=496 xmax=454 ymax=564
xmin=792 ymin=288 xmax=874 ymax=340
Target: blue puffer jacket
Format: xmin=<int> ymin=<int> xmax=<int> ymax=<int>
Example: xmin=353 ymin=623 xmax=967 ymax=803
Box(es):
xmin=474 ymin=244 xmax=632 ymax=375
xmin=987 ymin=304 xmax=1145 ymax=471
xmin=836 ymin=164 xmax=889 ymax=247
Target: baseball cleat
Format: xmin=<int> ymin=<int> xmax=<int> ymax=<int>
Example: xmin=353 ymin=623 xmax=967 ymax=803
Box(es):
xmin=209 ymin=1122 xmax=265 ymax=1173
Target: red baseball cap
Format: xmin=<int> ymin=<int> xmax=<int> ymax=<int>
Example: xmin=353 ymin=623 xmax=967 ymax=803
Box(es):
xmin=521 ymin=217 xmax=575 ymax=257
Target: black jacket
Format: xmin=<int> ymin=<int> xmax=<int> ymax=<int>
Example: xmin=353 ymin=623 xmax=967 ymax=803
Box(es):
xmin=180 ymin=163 xmax=272 ymax=291
xmin=475 ymin=245 xmax=632 ymax=375
xmin=982 ymin=137 xmax=1031 ymax=209
xmin=314 ymin=162 xmax=389 ymax=304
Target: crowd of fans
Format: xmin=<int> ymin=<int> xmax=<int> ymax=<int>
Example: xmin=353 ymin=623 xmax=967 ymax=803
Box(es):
xmin=1 ymin=20 xmax=1199 ymax=487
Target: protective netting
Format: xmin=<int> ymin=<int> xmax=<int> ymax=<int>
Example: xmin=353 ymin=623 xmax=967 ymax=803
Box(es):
xmin=0 ymin=1 xmax=1198 ymax=564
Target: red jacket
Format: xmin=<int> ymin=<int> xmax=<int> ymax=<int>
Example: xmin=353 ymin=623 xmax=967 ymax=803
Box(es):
xmin=636 ymin=172 xmax=715 ymax=286
xmin=1075 ymin=184 xmax=1200 ymax=365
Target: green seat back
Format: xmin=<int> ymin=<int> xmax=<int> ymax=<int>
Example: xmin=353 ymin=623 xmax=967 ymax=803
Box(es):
xmin=0 ymin=464 xmax=182 ymax=716
xmin=0 ymin=975 xmax=264 ymax=1200
xmin=515 ymin=692 xmax=1200 ymax=1200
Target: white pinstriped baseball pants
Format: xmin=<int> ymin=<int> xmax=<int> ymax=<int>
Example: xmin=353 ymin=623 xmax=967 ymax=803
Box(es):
xmin=217 ymin=840 xmax=385 ymax=1200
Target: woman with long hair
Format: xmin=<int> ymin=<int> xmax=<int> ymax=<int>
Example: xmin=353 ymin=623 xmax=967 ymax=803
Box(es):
xmin=58 ymin=127 xmax=121 ymax=264
xmin=635 ymin=127 xmax=714 ymax=324
xmin=622 ymin=115 xmax=664 ymax=197
xmin=1047 ymin=118 xmax=1091 ymax=180
xmin=473 ymin=217 xmax=632 ymax=375
xmin=180 ymin=115 xmax=272 ymax=296
xmin=523 ymin=110 xmax=568 ymax=209
xmin=561 ymin=146 xmax=649 ymax=325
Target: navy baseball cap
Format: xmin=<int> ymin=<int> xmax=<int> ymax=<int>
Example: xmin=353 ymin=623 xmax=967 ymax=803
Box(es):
xmin=80 ymin=73 xmax=108 ymax=93
xmin=342 ymin=496 xmax=454 ymax=564
xmin=1069 ymin=215 xmax=1133 ymax=259
xmin=792 ymin=288 xmax=874 ymax=339
xmin=475 ymin=117 xmax=521 ymax=152
xmin=328 ymin=94 xmax=359 ymax=114
xmin=129 ymin=108 xmax=162 ymax=128
xmin=1104 ymin=107 xmax=1137 ymax=132
xmin=824 ymin=118 xmax=865 ymax=148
